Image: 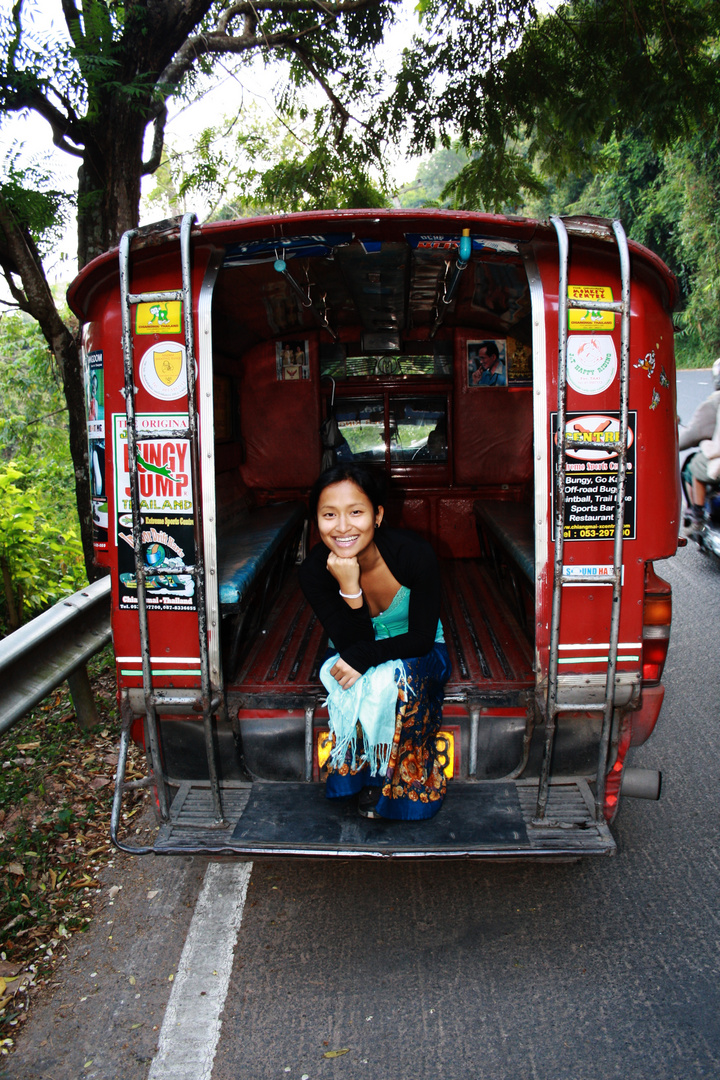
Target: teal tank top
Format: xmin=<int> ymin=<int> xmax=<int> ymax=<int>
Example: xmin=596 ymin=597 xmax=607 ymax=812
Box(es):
xmin=371 ymin=585 xmax=444 ymax=644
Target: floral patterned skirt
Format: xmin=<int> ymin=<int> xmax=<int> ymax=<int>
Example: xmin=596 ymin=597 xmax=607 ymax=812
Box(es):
xmin=325 ymin=643 xmax=451 ymax=820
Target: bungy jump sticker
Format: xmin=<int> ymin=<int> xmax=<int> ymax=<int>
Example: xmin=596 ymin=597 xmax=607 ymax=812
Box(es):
xmin=567 ymin=335 xmax=618 ymax=396
xmin=139 ymin=342 xmax=189 ymax=400
xmin=118 ymin=529 xmax=195 ymax=602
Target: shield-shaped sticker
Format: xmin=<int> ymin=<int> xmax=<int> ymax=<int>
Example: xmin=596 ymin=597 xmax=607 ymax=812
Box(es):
xmin=154 ymin=348 xmax=183 ymax=387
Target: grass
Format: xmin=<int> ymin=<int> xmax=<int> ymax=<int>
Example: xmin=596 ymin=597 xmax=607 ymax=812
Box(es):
xmin=0 ymin=646 xmax=147 ymax=1056
xmin=675 ymin=329 xmax=717 ymax=370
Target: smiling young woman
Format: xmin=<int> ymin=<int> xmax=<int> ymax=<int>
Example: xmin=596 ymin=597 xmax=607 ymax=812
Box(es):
xmin=298 ymin=464 xmax=451 ymax=820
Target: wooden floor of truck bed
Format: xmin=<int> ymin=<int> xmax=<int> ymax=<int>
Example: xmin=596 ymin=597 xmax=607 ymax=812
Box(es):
xmin=228 ymin=559 xmax=534 ymax=707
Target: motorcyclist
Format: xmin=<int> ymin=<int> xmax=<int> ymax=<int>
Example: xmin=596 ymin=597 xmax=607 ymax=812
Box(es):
xmin=678 ymin=357 xmax=720 ymax=537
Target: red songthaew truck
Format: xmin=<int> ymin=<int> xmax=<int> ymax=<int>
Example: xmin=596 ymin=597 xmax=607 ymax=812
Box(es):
xmin=67 ymin=209 xmax=679 ymax=858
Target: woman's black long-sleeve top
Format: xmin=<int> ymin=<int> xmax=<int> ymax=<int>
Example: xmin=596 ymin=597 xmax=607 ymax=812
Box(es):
xmin=298 ymin=525 xmax=442 ymax=675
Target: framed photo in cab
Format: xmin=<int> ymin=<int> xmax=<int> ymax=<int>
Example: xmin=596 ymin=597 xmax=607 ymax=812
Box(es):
xmin=276 ymin=340 xmax=310 ymax=381
xmin=467 ymin=339 xmax=507 ymax=387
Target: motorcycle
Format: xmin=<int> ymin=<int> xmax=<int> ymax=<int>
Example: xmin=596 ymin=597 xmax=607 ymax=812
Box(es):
xmin=680 ymin=357 xmax=720 ymax=559
xmin=681 ymin=453 xmax=720 ymax=558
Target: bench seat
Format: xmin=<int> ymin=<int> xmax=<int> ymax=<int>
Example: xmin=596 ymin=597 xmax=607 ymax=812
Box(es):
xmin=218 ymin=502 xmax=305 ymax=612
xmin=473 ymin=501 xmax=535 ymax=584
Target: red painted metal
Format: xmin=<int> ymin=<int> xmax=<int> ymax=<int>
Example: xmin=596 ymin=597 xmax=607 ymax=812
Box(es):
xmin=67 ymin=209 xmax=680 ymax=827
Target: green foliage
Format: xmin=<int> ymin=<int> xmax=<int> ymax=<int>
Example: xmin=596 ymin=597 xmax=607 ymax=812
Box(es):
xmin=396 ymin=146 xmax=470 ymax=208
xmin=0 ymin=313 xmax=69 ymax=472
xmin=0 ymin=314 xmax=85 ymax=635
xmin=0 ymin=461 xmax=85 ymax=635
xmin=250 ymin=139 xmax=389 ymax=212
xmin=669 ymin=137 xmax=720 ymax=362
xmin=386 ymin=0 xmax=720 ymax=210
xmin=0 ymin=160 xmax=70 ymax=256
xmin=519 ymin=131 xmax=720 ymax=365
xmin=154 ymin=107 xmax=391 ymax=217
xmin=441 ymin=144 xmax=546 ymax=212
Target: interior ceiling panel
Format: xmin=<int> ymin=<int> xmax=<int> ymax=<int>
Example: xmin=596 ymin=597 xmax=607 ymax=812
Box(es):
xmin=210 ymin=238 xmax=531 ymax=352
xmin=333 ymin=243 xmax=410 ymax=334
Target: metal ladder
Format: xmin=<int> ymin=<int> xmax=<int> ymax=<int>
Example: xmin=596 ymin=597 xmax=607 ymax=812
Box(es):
xmin=116 ymin=213 xmax=224 ymax=828
xmin=535 ymin=217 xmax=632 ymax=823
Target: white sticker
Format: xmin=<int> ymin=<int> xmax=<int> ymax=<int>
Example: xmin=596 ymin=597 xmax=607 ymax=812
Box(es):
xmin=562 ymin=564 xmax=624 ymax=585
xmin=567 ymin=335 xmax=617 ymax=395
xmin=139 ymin=342 xmax=188 ymax=400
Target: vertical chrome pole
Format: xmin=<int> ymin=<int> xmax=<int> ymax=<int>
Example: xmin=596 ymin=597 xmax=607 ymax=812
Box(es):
xmin=535 ymin=216 xmax=570 ymax=821
xmin=119 ymin=230 xmax=169 ymax=821
xmin=180 ymin=213 xmax=224 ymax=824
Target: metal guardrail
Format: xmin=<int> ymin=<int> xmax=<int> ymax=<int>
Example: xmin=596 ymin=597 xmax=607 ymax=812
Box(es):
xmin=0 ymin=576 xmax=112 ymax=736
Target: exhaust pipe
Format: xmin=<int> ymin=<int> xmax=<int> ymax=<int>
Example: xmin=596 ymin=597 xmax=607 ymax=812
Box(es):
xmin=621 ymin=767 xmax=662 ymax=801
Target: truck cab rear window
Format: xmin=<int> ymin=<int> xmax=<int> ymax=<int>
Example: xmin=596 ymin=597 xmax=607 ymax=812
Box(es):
xmin=335 ymin=396 xmax=448 ymax=463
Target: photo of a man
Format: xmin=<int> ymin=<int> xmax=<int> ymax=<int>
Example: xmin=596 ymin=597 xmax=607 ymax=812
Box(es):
xmin=468 ymin=340 xmax=507 ymax=387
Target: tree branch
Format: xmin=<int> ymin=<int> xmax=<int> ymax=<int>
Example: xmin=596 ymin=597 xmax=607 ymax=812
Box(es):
xmin=3 ymin=84 xmax=86 ymax=158
xmin=0 ymin=259 xmax=29 ymax=312
xmin=141 ymin=102 xmax=168 ymax=175
xmin=156 ymin=0 xmax=385 ymax=89
xmin=60 ymin=0 xmax=84 ymax=46
xmin=0 ymin=198 xmax=72 ymax=353
xmin=289 ymin=41 xmax=350 ymax=127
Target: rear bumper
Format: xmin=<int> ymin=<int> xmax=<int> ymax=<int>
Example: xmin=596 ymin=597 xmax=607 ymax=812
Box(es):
xmin=120 ymin=778 xmax=616 ymax=859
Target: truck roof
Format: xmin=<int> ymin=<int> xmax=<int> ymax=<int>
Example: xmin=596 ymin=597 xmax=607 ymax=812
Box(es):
xmin=66 ymin=209 xmax=679 ymax=328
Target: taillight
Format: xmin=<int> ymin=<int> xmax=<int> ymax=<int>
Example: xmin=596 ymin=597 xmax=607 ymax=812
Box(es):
xmin=642 ymin=564 xmax=671 ymax=685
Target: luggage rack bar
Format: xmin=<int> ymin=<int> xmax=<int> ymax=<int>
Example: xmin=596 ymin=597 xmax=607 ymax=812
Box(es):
xmin=112 ymin=212 xmax=224 ymax=851
xmin=537 ymin=217 xmax=632 ymax=824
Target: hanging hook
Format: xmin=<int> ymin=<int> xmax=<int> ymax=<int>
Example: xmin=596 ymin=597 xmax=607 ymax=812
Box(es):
xmin=321 ymin=374 xmax=336 ymax=407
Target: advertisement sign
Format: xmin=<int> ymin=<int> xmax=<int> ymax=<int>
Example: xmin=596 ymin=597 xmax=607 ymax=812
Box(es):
xmin=113 ymin=413 xmax=196 ymax=611
xmin=552 ymin=412 xmax=636 ymax=541
xmin=135 ymin=300 xmax=182 ymax=335
xmin=138 ymin=342 xmax=190 ymax=401
xmin=85 ymin=349 xmax=108 ymax=550
xmin=567 ymin=336 xmax=618 ymax=395
xmin=568 ymin=285 xmax=615 ymax=331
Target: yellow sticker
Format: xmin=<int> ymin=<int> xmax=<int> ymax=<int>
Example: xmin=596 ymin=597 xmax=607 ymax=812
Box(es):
xmin=153 ymin=347 xmax=183 ymax=387
xmin=136 ymin=300 xmax=182 ymax=335
xmin=568 ymin=285 xmax=614 ymax=331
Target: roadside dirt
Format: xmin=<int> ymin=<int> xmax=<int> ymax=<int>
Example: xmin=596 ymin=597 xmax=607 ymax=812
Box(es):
xmin=0 ymin=650 xmax=150 ymax=1061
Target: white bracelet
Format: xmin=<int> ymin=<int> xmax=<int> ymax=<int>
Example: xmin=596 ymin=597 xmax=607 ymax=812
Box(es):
xmin=339 ymin=589 xmax=363 ymax=599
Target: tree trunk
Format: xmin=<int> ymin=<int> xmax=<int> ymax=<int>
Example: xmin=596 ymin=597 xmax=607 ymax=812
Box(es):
xmin=77 ymin=108 xmax=146 ymax=268
xmin=0 ymin=200 xmax=99 ymax=582
xmin=1 ymin=557 xmax=19 ymax=633
xmin=55 ymin=329 xmax=98 ymax=581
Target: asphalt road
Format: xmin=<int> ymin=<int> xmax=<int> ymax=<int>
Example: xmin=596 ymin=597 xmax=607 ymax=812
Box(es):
xmin=10 ymin=372 xmax=720 ymax=1080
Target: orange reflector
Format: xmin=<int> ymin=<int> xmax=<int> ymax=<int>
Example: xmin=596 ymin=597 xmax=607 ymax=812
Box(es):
xmin=643 ymin=596 xmax=672 ymax=626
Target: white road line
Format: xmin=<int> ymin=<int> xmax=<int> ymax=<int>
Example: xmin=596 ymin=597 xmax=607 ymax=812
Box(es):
xmin=147 ymin=861 xmax=253 ymax=1080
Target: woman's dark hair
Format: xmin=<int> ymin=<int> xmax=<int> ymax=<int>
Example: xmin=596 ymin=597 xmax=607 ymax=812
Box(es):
xmin=308 ymin=464 xmax=386 ymax=520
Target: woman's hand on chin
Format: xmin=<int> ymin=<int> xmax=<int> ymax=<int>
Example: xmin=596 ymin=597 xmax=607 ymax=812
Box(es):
xmin=330 ymin=657 xmax=362 ymax=690
xmin=326 ymin=552 xmax=361 ymax=594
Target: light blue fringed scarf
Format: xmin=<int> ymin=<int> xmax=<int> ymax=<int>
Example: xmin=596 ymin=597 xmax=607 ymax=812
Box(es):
xmin=319 ymin=655 xmax=405 ymax=777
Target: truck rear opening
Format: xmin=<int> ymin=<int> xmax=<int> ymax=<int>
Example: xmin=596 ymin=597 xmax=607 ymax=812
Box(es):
xmin=66 ymin=210 xmax=680 ymax=858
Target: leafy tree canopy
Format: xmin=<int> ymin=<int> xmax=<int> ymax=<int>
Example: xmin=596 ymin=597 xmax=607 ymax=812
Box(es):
xmin=0 ymin=0 xmax=403 ymax=577
xmin=0 ymin=0 xmax=398 ymax=268
xmin=387 ymin=0 xmax=720 ymax=209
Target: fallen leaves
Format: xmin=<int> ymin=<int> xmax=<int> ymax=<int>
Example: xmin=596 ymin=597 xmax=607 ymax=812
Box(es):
xmin=0 ymin=648 xmax=149 ymax=1049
